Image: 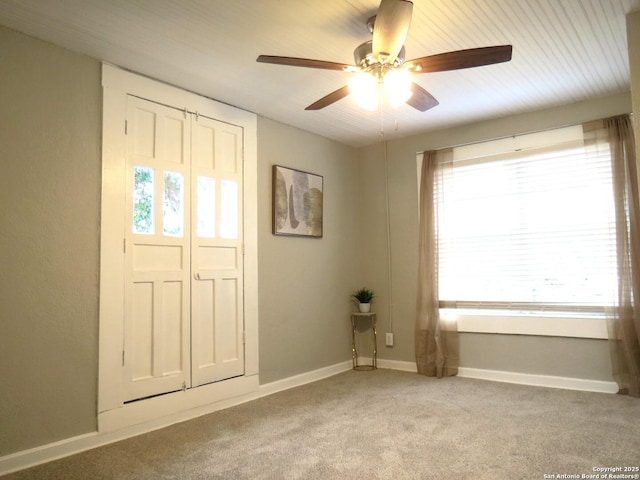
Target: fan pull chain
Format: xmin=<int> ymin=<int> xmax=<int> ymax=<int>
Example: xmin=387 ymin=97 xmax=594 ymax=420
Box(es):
xmin=379 ymin=104 xmax=401 ymax=139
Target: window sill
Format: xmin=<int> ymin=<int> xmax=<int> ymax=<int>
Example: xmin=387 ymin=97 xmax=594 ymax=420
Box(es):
xmin=440 ymin=311 xmax=608 ymax=339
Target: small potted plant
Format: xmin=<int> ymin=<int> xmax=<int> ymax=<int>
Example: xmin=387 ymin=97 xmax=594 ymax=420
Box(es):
xmin=352 ymin=287 xmax=375 ymax=313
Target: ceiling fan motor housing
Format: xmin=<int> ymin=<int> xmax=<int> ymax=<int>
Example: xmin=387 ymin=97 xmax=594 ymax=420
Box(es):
xmin=354 ymin=40 xmax=406 ymax=69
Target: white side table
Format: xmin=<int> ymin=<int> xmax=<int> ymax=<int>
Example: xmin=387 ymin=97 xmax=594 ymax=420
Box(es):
xmin=350 ymin=312 xmax=377 ymax=370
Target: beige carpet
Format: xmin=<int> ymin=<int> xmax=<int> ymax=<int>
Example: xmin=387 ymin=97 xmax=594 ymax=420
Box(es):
xmin=3 ymin=369 xmax=640 ymax=479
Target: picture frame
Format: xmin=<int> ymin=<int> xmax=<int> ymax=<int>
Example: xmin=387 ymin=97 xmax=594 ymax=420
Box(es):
xmin=272 ymin=165 xmax=323 ymax=238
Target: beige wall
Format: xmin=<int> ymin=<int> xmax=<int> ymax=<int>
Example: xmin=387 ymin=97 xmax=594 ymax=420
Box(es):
xmin=460 ymin=334 xmax=614 ymax=381
xmin=0 ymin=26 xmax=102 ymax=455
xmin=361 ymin=92 xmax=633 ymax=380
xmin=0 ymin=26 xmax=362 ymax=456
xmin=257 ymin=118 xmax=360 ymax=383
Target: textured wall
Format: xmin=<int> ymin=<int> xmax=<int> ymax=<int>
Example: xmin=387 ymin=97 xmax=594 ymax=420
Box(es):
xmin=0 ymin=27 xmax=362 ymax=455
xmin=0 ymin=27 xmax=102 ymax=455
xmin=257 ymin=117 xmax=361 ymax=384
xmin=459 ymin=334 xmax=613 ymax=381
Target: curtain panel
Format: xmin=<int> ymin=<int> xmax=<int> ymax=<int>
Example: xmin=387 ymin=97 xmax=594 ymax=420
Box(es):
xmin=584 ymin=114 xmax=640 ymax=397
xmin=416 ymin=149 xmax=459 ymax=377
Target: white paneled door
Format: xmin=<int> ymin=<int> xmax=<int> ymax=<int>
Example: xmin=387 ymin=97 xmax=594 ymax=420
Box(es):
xmin=190 ymin=115 xmax=245 ymax=387
xmin=123 ymin=96 xmax=244 ymax=402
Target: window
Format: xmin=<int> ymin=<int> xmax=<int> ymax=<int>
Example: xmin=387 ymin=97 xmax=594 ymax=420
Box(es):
xmin=420 ymin=125 xmax=616 ymax=338
xmin=133 ymin=166 xmax=155 ymax=234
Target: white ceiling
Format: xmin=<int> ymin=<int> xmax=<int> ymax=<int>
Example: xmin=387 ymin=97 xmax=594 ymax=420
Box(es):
xmin=0 ymin=0 xmax=638 ymax=147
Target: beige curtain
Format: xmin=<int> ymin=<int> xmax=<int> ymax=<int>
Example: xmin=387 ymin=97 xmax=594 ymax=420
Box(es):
xmin=584 ymin=114 xmax=640 ymax=397
xmin=416 ymin=149 xmax=458 ymax=377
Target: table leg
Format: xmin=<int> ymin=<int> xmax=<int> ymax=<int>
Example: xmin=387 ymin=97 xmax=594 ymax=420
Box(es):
xmin=372 ymin=322 xmax=377 ymax=369
xmin=351 ymin=316 xmax=357 ymax=369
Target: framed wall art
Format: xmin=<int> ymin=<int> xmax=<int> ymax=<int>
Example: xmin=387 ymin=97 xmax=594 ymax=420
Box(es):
xmin=272 ymin=165 xmax=323 ymax=238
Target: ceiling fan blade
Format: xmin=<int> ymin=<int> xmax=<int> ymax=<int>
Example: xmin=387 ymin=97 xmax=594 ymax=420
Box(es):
xmin=305 ymin=85 xmax=351 ymax=110
xmin=405 ymin=45 xmax=513 ymax=73
xmin=256 ymin=55 xmax=355 ymax=72
xmin=372 ymin=0 xmax=413 ymax=64
xmin=406 ymin=83 xmax=439 ymax=112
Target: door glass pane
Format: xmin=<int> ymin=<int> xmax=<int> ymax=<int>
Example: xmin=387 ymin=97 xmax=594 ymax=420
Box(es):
xmin=163 ymin=171 xmax=184 ymax=237
xmin=197 ymin=176 xmax=216 ymax=238
xmin=133 ymin=166 xmax=154 ymax=234
xmin=220 ymin=180 xmax=238 ymax=239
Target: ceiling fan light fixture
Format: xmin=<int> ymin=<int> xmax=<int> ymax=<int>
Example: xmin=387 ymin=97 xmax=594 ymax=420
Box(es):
xmin=257 ymin=0 xmax=512 ymax=113
xmin=383 ymin=69 xmax=412 ymax=108
xmin=348 ymin=72 xmax=379 ymax=111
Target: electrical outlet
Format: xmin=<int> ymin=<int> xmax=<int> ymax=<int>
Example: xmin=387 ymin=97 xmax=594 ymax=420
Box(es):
xmin=385 ymin=332 xmax=394 ymax=347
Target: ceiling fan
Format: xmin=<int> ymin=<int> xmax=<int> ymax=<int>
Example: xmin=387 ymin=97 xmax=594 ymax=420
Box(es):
xmin=256 ymin=0 xmax=512 ymax=112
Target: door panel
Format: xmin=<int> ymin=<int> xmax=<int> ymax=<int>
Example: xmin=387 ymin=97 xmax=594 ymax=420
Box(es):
xmin=162 ymin=281 xmax=185 ymax=375
xmin=218 ymin=130 xmax=238 ymax=173
xmin=131 ymin=282 xmax=153 ymax=380
xmin=218 ymin=278 xmax=241 ymax=362
xmin=124 ymin=97 xmax=191 ymax=402
xmin=191 ymin=116 xmax=244 ymax=387
xmin=198 ymin=246 xmax=238 ymax=270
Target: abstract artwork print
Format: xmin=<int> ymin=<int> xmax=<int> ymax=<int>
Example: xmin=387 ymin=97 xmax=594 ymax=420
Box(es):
xmin=272 ymin=165 xmax=323 ymax=237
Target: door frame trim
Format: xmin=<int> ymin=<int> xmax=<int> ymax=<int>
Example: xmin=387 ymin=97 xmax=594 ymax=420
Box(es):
xmin=98 ymin=63 xmax=259 ymax=428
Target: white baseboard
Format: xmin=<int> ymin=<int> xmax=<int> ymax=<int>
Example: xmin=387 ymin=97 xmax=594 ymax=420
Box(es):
xmin=0 ymin=359 xmax=618 ymax=475
xmin=457 ymin=367 xmax=619 ymax=394
xmin=0 ymin=432 xmax=102 ymax=476
xmin=375 ymin=358 xmax=418 ymax=372
xmin=0 ymin=361 xmax=352 ymax=476
xmin=256 ymin=361 xmax=352 ymax=399
xmin=368 ymin=358 xmax=618 ymax=394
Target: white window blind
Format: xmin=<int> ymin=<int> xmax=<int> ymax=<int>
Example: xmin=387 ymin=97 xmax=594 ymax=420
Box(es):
xmin=436 ymin=126 xmax=617 ymax=315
